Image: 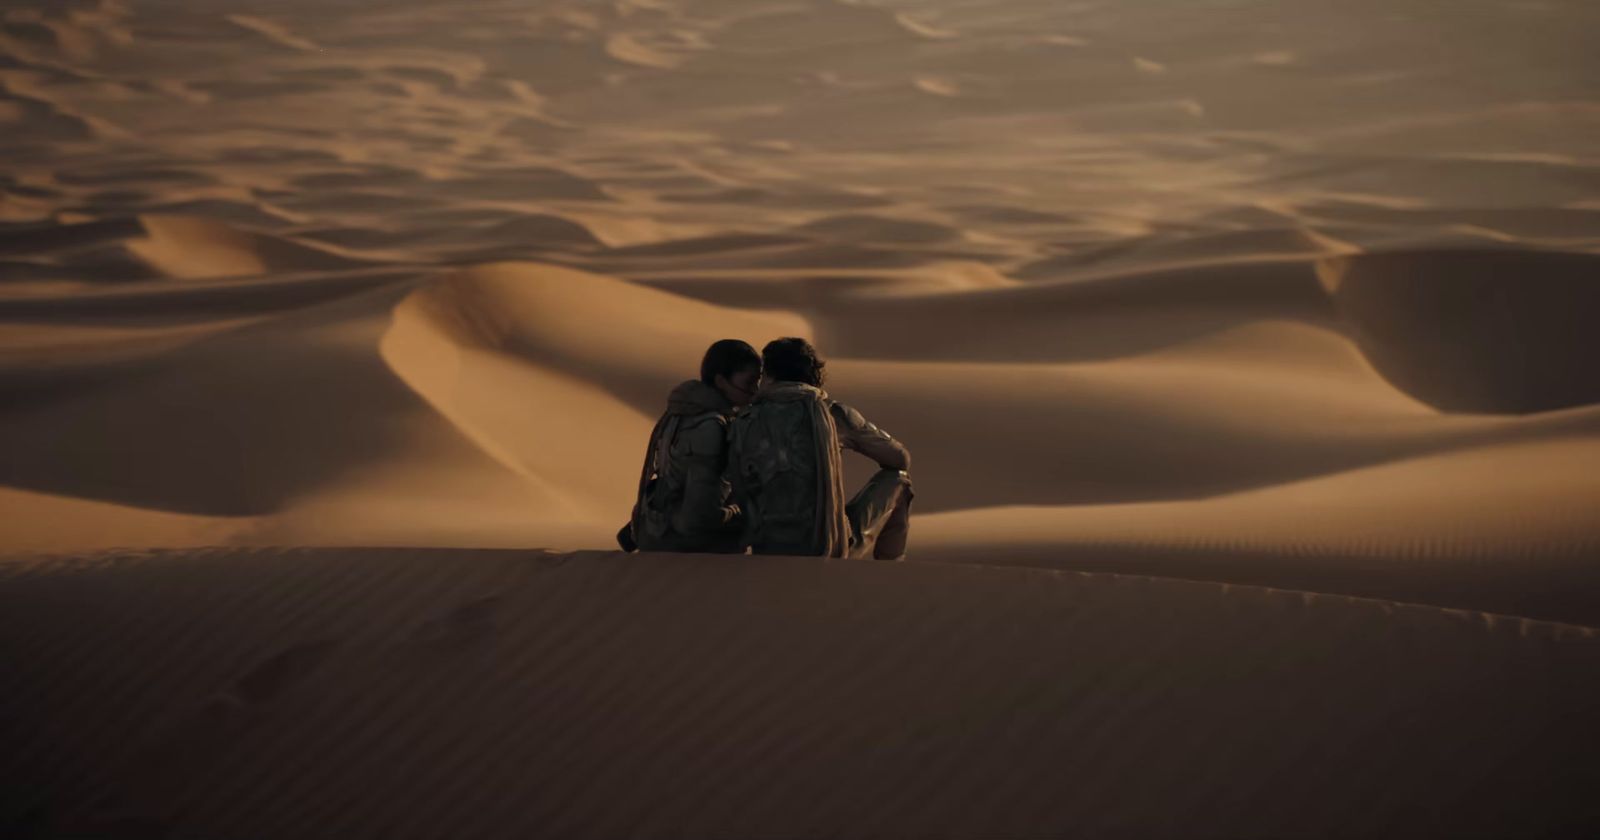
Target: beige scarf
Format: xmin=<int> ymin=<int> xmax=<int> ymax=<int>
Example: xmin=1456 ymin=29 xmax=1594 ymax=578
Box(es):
xmin=807 ymin=390 xmax=851 ymax=558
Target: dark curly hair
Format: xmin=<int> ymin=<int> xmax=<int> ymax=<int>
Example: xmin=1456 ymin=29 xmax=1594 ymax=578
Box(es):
xmin=700 ymin=339 xmax=761 ymax=386
xmin=761 ymin=337 xmax=826 ymax=387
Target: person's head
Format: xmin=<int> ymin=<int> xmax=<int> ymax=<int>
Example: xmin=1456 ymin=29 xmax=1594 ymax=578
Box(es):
xmin=701 ymin=339 xmax=762 ymax=407
xmin=761 ymin=337 xmax=826 ymax=387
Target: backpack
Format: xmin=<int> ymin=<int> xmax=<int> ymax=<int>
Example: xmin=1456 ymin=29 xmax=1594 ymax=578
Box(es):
xmin=631 ymin=410 xmax=722 ymax=546
xmin=728 ymin=387 xmax=849 ymax=556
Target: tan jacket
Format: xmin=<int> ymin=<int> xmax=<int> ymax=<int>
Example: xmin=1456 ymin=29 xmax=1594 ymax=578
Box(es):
xmin=827 ymin=400 xmax=911 ymax=472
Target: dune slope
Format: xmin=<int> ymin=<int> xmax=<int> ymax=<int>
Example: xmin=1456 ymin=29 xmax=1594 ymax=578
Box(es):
xmin=2 ymin=0 xmax=1598 ymax=833
xmin=2 ymin=548 xmax=1598 ymax=839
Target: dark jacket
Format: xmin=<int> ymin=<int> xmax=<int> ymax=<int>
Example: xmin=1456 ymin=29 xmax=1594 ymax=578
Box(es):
xmin=628 ymin=380 xmax=743 ymax=552
xmin=727 ymin=381 xmax=910 ymax=557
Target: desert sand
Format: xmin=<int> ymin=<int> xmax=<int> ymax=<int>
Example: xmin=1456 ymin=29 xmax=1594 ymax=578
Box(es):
xmin=2 ymin=0 xmax=1598 ymax=835
xmin=5 ymin=548 xmax=1599 ymax=837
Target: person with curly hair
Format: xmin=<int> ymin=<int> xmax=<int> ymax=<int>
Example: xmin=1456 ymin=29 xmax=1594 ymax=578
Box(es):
xmin=727 ymin=337 xmax=913 ymax=560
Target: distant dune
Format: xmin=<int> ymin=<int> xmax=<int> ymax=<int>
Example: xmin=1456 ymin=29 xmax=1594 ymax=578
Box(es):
xmin=2 ymin=0 xmax=1598 ymax=834
xmin=1319 ymin=249 xmax=1600 ymax=413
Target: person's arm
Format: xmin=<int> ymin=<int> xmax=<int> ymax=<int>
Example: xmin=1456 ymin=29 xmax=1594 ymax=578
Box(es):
xmin=671 ymin=416 xmax=742 ymax=536
xmin=830 ymin=402 xmax=910 ymax=472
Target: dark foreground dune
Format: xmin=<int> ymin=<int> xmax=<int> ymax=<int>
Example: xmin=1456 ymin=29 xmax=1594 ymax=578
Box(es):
xmin=3 ymin=548 xmax=1598 ymax=839
xmin=3 ymin=0 xmax=1599 ymax=835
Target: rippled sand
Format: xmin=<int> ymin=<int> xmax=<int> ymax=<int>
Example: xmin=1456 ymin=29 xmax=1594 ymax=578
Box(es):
xmin=2 ymin=0 xmax=1598 ymax=835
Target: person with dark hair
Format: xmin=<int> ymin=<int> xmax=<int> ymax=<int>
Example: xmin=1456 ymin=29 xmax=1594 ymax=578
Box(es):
xmin=619 ymin=339 xmax=762 ymax=553
xmin=728 ymin=337 xmax=913 ymax=560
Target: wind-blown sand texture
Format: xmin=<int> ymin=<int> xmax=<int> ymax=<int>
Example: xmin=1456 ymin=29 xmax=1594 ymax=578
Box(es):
xmin=2 ymin=0 xmax=1599 ymax=835
xmin=4 ymin=549 xmax=1599 ymax=838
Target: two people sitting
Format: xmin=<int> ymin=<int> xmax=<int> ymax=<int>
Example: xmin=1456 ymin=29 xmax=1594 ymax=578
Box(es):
xmin=621 ymin=337 xmax=913 ymax=560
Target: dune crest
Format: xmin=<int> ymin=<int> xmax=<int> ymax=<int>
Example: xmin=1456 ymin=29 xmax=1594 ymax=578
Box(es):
xmin=127 ymin=215 xmax=371 ymax=280
xmin=376 ymin=262 xmax=809 ymax=515
xmin=225 ymin=15 xmax=320 ymax=53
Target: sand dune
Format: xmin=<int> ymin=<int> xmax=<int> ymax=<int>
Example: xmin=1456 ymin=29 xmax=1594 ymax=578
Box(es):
xmin=0 ymin=85 xmax=97 ymax=142
xmin=1 ymin=0 xmax=1597 ymax=832
xmin=128 ymin=214 xmax=373 ymax=280
xmin=2 ymin=548 xmax=1597 ymax=838
xmin=915 ymin=433 xmax=1600 ymax=624
xmin=225 ymin=15 xmax=321 ymax=54
xmin=0 ymin=214 xmax=378 ymax=288
xmin=378 ymin=262 xmax=807 ymax=514
xmin=1319 ymin=248 xmax=1600 ymax=413
xmin=1 ymin=0 xmax=1594 ymax=587
xmin=0 ymin=277 xmax=578 ymax=552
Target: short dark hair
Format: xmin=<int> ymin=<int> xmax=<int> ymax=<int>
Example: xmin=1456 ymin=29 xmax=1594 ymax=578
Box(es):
xmin=700 ymin=339 xmax=761 ymax=386
xmin=762 ymin=337 xmax=826 ymax=387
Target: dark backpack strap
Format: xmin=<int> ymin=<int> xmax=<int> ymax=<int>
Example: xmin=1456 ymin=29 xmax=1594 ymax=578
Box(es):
xmin=629 ymin=413 xmax=687 ymax=546
xmin=629 ymin=413 xmax=674 ymax=528
xmin=652 ymin=415 xmax=683 ymax=485
xmin=729 ymin=406 xmax=758 ymax=545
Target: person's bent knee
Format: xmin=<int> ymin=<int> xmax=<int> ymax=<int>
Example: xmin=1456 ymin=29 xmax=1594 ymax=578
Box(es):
xmin=877 ymin=467 xmax=912 ymax=486
xmin=889 ymin=469 xmax=913 ymax=497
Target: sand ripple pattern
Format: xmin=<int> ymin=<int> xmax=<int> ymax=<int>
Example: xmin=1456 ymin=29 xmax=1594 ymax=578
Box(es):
xmin=2 ymin=547 xmax=1598 ymax=838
